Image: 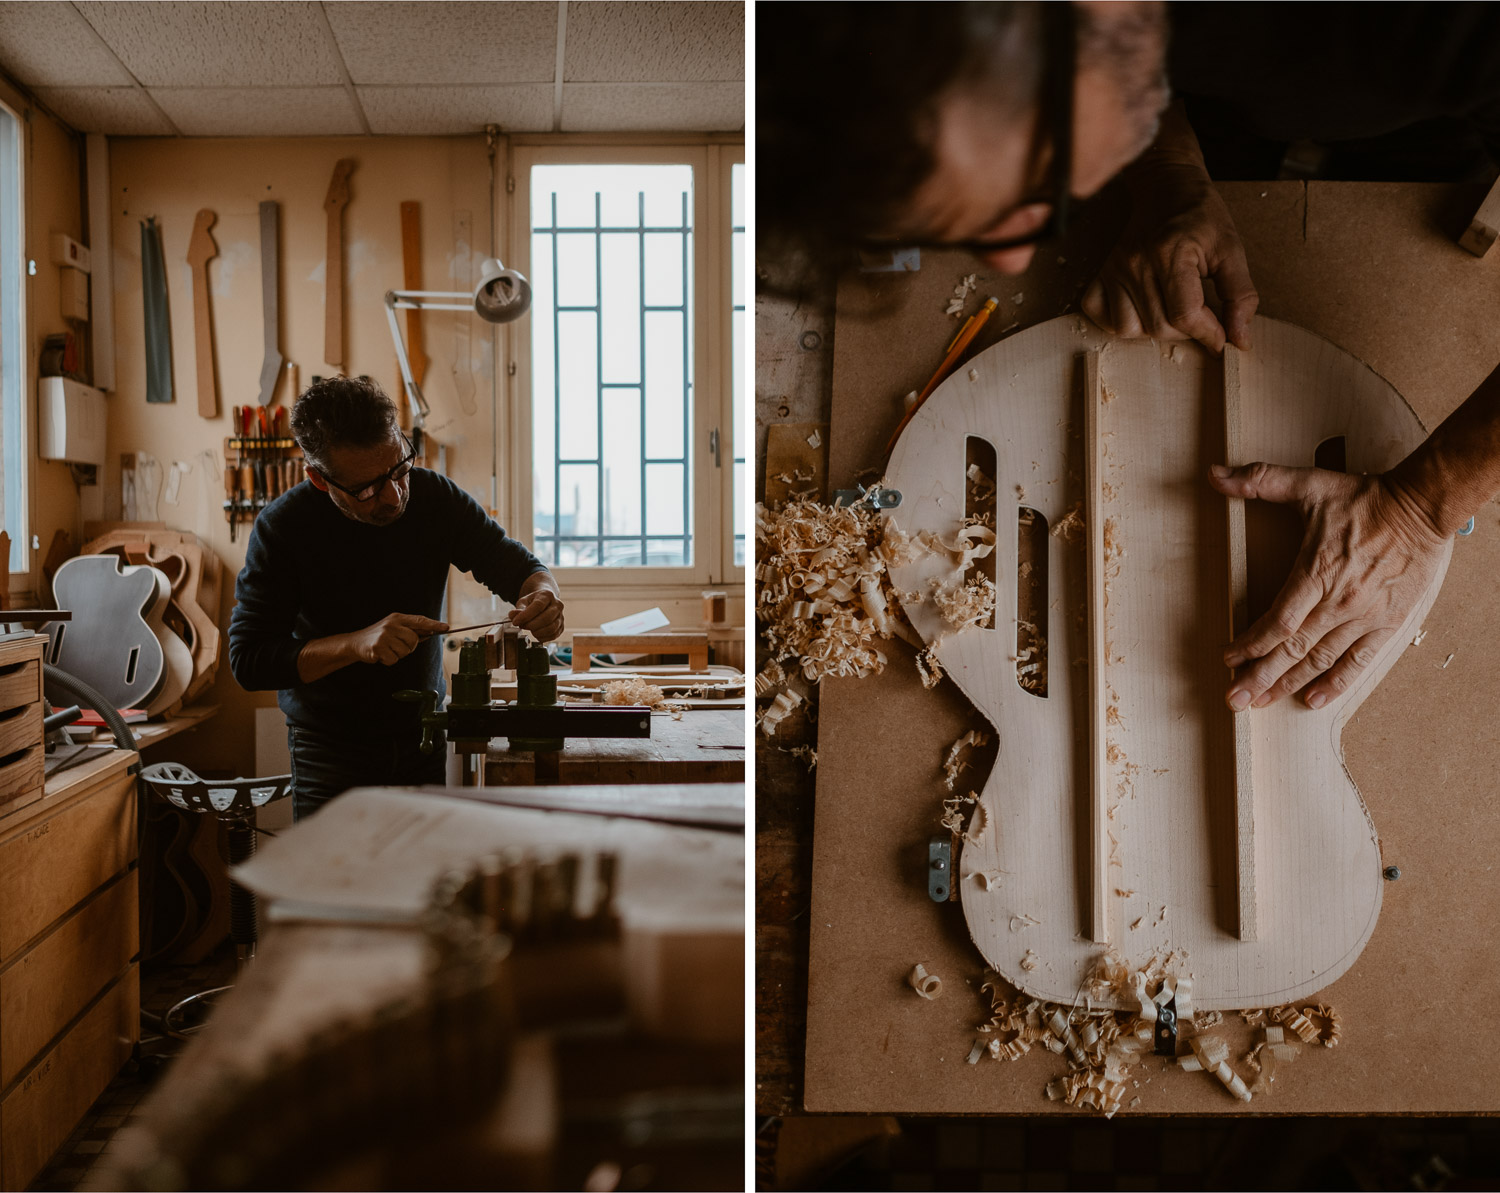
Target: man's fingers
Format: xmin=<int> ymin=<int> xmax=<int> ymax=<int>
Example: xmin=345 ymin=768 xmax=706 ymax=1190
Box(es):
xmin=1208 ymin=461 xmax=1318 ymax=506
xmin=1210 ymin=247 xmax=1259 ymax=351
xmin=1300 ymin=629 xmax=1392 ymax=709
xmin=396 ymin=614 xmax=448 ymax=633
xmin=1249 ymin=619 xmax=1369 ymax=707
xmin=1164 ymin=251 xmax=1226 ymax=353
xmin=1105 ymin=283 xmax=1144 ymax=338
xmin=1224 ymin=551 xmax=1325 ymax=675
xmin=1081 ymin=280 xmax=1109 ymax=329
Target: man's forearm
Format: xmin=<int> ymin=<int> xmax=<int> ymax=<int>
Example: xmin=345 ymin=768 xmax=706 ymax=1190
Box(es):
xmin=1389 ymin=361 xmax=1500 ymax=534
xmin=296 ymin=633 xmax=357 ymax=684
xmin=1127 ymin=99 xmax=1212 ymax=195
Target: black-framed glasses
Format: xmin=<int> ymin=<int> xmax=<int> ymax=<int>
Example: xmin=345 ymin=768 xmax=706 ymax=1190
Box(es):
xmin=322 ymin=432 xmax=417 ymax=502
xmin=866 ymin=3 xmax=1075 ymax=257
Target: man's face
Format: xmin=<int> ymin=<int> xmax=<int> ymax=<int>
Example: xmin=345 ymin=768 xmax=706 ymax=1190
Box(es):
xmin=896 ymin=1 xmax=1170 ymax=275
xmin=310 ymin=433 xmax=413 ymax=527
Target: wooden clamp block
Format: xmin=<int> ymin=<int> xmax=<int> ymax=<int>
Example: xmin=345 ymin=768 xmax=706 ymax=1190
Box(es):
xmin=570 ymin=632 xmax=709 ymax=673
xmin=1459 ymin=175 xmax=1500 ymax=257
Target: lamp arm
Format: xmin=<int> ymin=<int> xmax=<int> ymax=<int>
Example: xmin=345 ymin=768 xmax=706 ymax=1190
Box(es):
xmin=384 ymin=291 xmax=430 ymax=429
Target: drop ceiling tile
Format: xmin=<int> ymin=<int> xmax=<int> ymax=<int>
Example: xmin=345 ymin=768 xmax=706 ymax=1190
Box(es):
xmin=0 ymin=2 xmax=133 ymax=87
xmin=74 ymin=1 xmax=344 ymax=87
xmin=31 ymin=87 xmax=175 ymax=135
xmin=150 ymin=86 xmax=363 ymax=136
xmin=564 ymin=2 xmax=743 ymax=83
xmin=357 ymin=84 xmax=553 ymax=135
xmin=561 ymin=82 xmax=743 ymax=133
xmin=327 ymin=2 xmax=557 ymax=85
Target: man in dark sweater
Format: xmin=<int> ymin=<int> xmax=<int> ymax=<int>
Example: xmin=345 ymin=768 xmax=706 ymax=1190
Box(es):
xmin=760 ymin=1 xmax=1500 ymax=719
xmin=228 ymin=376 xmax=563 ymax=819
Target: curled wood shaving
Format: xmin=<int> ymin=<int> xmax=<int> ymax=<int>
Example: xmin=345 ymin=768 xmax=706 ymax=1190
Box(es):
xmin=753 ymin=658 xmax=786 ymax=697
xmin=966 ymin=1039 xmax=987 ymax=1064
xmin=1050 ymin=503 xmax=1084 ymax=544
xmin=806 ymin=428 xmax=822 ymax=448
xmin=942 ymin=729 xmax=989 ymax=790
xmin=757 ymin=688 xmax=802 ymax=738
xmin=963 ymin=800 xmax=989 ymax=845
xmin=945 ymin=273 xmax=978 ymax=317
xmin=1307 ymin=1003 xmax=1342 ymax=1047
xmin=908 ymin=963 xmax=943 ymax=999
xmin=1020 ymin=949 xmax=1039 ymax=972
xmin=967 ymin=870 xmax=1003 ymax=890
xmin=915 ymin=646 xmax=946 ymax=688
xmin=931 ymin=573 xmax=997 ymax=632
xmin=780 ymin=744 xmax=817 ymax=771
xmin=1009 ymin=914 xmax=1040 ymax=932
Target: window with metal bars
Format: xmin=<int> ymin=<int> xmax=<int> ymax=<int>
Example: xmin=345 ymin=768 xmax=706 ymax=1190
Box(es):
xmin=530 ymin=164 xmax=696 ymax=569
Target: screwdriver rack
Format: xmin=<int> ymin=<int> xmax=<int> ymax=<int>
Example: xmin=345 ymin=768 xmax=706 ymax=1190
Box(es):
xmin=223 ymin=434 xmax=304 ymax=540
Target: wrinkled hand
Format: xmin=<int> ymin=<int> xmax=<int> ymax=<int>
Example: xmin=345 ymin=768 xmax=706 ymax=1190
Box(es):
xmin=513 ymin=588 xmax=565 ymax=642
xmin=349 ymin=612 xmax=447 ymax=666
xmin=1083 ymin=177 xmax=1258 ymax=354
xmin=1209 ymin=463 xmax=1450 ymax=710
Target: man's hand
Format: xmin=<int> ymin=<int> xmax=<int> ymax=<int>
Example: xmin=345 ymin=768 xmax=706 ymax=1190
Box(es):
xmin=1209 ymin=463 xmax=1450 ymax=711
xmin=513 ymin=577 xmax=565 ymax=642
xmin=1082 ymin=175 xmax=1258 ymax=354
xmin=347 ymin=612 xmax=448 ymax=666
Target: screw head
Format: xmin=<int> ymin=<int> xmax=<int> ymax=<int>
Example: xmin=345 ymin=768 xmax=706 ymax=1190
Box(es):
xmin=1383 ymin=865 xmax=1401 ymax=881
xmin=932 ymin=858 xmax=947 ymax=871
xmin=800 ymin=330 xmax=822 ymax=351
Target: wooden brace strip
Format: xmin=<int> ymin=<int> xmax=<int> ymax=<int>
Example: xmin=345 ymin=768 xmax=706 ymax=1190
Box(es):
xmin=1459 ymin=174 xmax=1500 ymax=258
xmin=571 ymin=632 xmax=710 ymax=673
xmin=1084 ymin=350 xmax=1109 ymax=945
xmin=1223 ymin=344 xmax=1258 ymax=942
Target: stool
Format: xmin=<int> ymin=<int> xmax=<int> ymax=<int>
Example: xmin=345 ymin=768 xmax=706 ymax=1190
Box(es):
xmin=139 ymin=762 xmax=292 ymax=1036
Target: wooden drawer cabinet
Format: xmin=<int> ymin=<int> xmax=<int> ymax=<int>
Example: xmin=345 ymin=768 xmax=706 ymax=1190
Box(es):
xmin=0 ymin=748 xmax=140 ymax=1190
xmin=0 ymin=640 xmax=45 ymax=820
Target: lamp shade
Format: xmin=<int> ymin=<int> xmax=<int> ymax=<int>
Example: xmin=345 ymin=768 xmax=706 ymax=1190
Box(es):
xmin=473 ymin=257 xmax=531 ymax=323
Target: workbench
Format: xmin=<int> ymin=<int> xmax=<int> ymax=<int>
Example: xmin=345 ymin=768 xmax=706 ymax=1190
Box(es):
xmin=759 ymin=180 xmax=1500 ymax=1115
xmin=97 ymin=784 xmax=745 ymax=1190
xmin=482 ymin=708 xmax=745 ymax=786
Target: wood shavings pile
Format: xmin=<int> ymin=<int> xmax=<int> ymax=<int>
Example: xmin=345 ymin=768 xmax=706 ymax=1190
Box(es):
xmin=944 ymin=273 xmax=977 ymax=317
xmin=755 ymin=497 xmax=923 ymax=689
xmin=600 ymin=678 xmax=686 ymax=719
xmin=1050 ymin=502 xmax=1084 ymax=544
xmin=962 ymin=953 xmax=1347 ymax=1118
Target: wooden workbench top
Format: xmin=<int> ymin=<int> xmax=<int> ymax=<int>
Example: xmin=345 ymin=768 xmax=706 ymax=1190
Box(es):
xmin=483 ymin=707 xmax=745 ymax=786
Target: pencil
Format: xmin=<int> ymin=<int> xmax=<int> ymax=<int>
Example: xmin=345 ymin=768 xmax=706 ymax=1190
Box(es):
xmin=885 ymin=296 xmax=999 ymax=455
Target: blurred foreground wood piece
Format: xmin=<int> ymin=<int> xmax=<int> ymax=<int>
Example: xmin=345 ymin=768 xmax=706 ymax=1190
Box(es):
xmin=1459 ymin=174 xmax=1500 ymax=257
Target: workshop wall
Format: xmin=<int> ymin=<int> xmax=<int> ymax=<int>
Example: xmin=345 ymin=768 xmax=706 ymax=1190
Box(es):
xmin=6 ymin=77 xmax=85 ymax=603
xmin=98 ymin=133 xmax=741 ymax=778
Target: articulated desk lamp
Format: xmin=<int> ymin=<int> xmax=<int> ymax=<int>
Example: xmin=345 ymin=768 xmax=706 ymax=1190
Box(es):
xmin=384 ymin=257 xmax=531 ymax=429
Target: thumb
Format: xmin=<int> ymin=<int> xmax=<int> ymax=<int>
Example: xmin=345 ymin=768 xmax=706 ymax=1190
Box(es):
xmin=1210 ymin=248 xmax=1259 ymax=351
xmin=1208 ymin=461 xmax=1317 ymax=505
xmin=1165 ymin=249 xmax=1226 ymax=353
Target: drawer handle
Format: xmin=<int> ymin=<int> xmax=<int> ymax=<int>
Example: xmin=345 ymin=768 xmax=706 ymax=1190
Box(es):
xmin=0 ymin=661 xmax=26 ymax=678
xmin=0 ymin=744 xmax=32 ymax=769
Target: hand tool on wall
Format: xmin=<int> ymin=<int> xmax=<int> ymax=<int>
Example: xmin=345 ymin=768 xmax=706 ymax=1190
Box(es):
xmin=187 ymin=209 xmax=219 ymax=418
xmin=224 ymin=463 xmax=237 ymax=543
xmin=323 ymin=160 xmax=355 ymax=368
xmin=257 ymin=200 xmax=283 ymax=408
xmin=399 ymin=201 xmax=427 ymax=392
xmin=141 ymin=216 xmax=174 ymax=404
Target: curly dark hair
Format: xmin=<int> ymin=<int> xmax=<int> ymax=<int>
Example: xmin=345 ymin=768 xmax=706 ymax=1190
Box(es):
xmin=289 ymin=375 xmax=399 ymax=477
xmin=757 ymin=2 xmax=1039 ymax=288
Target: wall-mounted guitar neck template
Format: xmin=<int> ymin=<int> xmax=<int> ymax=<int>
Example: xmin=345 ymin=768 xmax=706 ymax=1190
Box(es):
xmin=886 ymin=316 xmax=1450 ymax=1011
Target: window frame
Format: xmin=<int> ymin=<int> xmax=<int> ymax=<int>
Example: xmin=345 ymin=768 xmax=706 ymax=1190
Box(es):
xmin=0 ymin=95 xmax=27 ymax=581
xmin=508 ymin=139 xmax=744 ymax=596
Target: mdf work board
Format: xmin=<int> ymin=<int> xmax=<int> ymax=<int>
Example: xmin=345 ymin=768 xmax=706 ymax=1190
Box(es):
xmin=803 ymin=181 xmax=1500 ymax=1114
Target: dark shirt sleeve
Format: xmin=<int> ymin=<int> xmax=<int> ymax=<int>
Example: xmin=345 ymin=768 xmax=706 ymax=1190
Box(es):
xmin=442 ymin=478 xmax=550 ymax=604
xmin=228 ymin=514 xmax=307 ymax=692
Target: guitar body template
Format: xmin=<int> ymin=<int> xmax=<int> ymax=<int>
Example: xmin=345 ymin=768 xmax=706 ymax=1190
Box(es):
xmin=886 ymin=316 xmax=1450 ymax=1010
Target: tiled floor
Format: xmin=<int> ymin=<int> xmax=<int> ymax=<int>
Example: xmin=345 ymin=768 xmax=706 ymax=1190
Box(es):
xmin=27 ymin=946 xmax=237 ymax=1193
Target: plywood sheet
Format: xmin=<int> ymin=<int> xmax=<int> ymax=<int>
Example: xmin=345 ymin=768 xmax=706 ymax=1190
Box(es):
xmin=806 ymin=181 xmax=1500 ymax=1113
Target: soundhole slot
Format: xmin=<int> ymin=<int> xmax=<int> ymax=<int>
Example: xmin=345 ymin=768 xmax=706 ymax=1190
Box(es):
xmin=964 ymin=435 xmax=997 ymax=630
xmin=48 ymin=625 xmax=65 ymax=665
xmin=1315 ymin=435 xmax=1347 ymax=473
xmin=1017 ymin=506 xmax=1049 ymax=698
xmin=125 ymin=646 xmax=140 ymax=687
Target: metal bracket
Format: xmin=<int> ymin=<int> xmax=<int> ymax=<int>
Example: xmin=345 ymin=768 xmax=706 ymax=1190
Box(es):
xmin=833 ymin=484 xmax=903 ymax=512
xmin=1154 ymin=997 xmax=1178 ymax=1056
xmin=927 ymin=835 xmax=952 ymax=902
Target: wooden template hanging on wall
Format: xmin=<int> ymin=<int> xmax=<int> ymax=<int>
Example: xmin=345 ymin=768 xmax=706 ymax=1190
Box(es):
xmin=257 ymin=200 xmax=283 ymax=407
xmin=323 ymin=159 xmax=355 ymax=368
xmin=400 ymin=200 xmax=427 ymax=387
xmin=885 ymin=315 xmax=1451 ymax=1011
xmin=187 ymin=209 xmax=219 ymax=419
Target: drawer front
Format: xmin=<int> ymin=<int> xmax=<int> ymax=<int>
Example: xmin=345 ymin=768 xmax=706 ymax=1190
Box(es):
xmin=0 ymin=746 xmax=43 ymax=819
xmin=0 ymin=700 xmax=41 ymax=761
xmin=0 ymin=660 xmax=39 ymax=716
xmin=0 ymin=965 xmax=138 ymax=1192
xmin=0 ymin=872 xmax=138 ymax=1089
xmin=0 ymin=773 xmax=136 ymax=961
